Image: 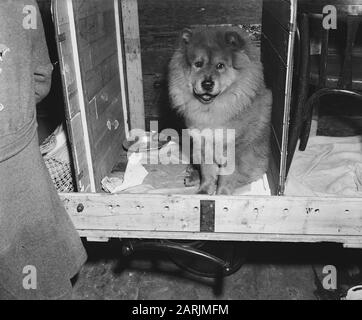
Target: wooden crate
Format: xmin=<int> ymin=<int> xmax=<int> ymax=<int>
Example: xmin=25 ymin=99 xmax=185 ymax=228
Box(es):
xmin=53 ymin=0 xmax=362 ymax=248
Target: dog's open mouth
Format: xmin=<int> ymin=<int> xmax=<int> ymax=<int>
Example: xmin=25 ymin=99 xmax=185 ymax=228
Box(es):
xmin=193 ymin=90 xmax=219 ymax=104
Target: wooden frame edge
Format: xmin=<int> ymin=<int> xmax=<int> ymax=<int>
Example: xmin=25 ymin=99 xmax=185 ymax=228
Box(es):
xmin=60 ymin=192 xmax=362 ymax=247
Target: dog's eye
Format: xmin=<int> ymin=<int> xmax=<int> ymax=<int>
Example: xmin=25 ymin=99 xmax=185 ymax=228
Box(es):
xmin=194 ymin=61 xmax=203 ymax=68
xmin=216 ymin=63 xmax=225 ymax=70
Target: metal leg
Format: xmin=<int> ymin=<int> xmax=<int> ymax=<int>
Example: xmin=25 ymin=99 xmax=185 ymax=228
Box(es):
xmin=121 ymin=238 xmax=247 ymax=279
xmin=287 ymin=85 xmax=310 ymax=170
xmin=299 ymin=95 xmax=317 ymax=151
xmin=310 ymin=100 xmax=320 ymax=138
xmin=286 ymin=13 xmax=310 ymax=173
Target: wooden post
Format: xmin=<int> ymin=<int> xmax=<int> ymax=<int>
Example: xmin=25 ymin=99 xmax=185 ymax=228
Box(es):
xmin=120 ymin=0 xmax=146 ymax=130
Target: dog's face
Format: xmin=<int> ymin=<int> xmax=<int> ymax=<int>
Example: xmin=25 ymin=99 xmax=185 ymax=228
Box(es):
xmin=180 ymin=28 xmax=249 ymax=105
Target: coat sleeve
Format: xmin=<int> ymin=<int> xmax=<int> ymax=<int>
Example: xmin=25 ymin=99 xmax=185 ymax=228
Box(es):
xmin=31 ymin=1 xmax=53 ymax=104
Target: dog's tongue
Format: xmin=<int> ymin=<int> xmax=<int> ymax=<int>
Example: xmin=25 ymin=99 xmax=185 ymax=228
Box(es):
xmin=202 ymin=94 xmax=212 ymax=101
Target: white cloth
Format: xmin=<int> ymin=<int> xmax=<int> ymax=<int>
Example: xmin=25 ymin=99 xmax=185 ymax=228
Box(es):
xmin=103 ymin=141 xmax=270 ymax=195
xmin=286 ymin=136 xmax=362 ymax=197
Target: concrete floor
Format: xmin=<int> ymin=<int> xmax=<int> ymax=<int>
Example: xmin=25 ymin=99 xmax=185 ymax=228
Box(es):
xmin=70 ymin=240 xmax=362 ymax=300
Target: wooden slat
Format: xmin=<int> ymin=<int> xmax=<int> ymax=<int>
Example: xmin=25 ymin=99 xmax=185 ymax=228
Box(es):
xmin=279 ymin=0 xmax=297 ymax=194
xmin=93 ymin=76 xmax=122 ymax=117
xmin=91 ymin=93 xmax=124 ymax=148
xmin=67 ymin=90 xmax=81 ymax=119
xmin=101 ymin=54 xmax=119 ymax=85
xmin=262 ymin=37 xmax=287 ymax=146
xmin=261 ymin=7 xmax=289 ymax=64
xmin=67 ymin=114 xmax=92 ymax=191
xmin=93 ymin=134 xmax=127 ymax=187
xmin=77 ymin=230 xmax=362 ymax=247
xmin=261 ymin=0 xmax=297 ymax=194
xmin=73 ymin=0 xmax=113 ymax=20
xmin=91 ymin=35 xmax=117 ymax=67
xmin=53 ymin=0 xmax=93 ymax=192
xmin=138 ymin=0 xmax=262 ymax=28
xmin=75 ymin=14 xmax=105 ymax=49
xmin=268 ymin=128 xmax=281 ymax=195
xmin=263 ymin=0 xmax=292 ymax=31
xmin=261 ymin=33 xmax=287 ymax=193
xmin=60 ymin=193 xmax=362 ymax=247
xmin=53 ymin=0 xmax=70 ymax=28
xmin=78 ymin=46 xmax=93 ymax=75
xmin=84 ymin=67 xmax=103 ymax=100
xmin=57 ymin=25 xmax=79 ymax=107
xmin=69 ymin=0 xmax=127 ymax=191
xmin=120 ymin=0 xmax=145 ymax=130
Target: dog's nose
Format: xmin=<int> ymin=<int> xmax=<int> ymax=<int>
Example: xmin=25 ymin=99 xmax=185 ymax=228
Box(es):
xmin=201 ymin=79 xmax=215 ymax=91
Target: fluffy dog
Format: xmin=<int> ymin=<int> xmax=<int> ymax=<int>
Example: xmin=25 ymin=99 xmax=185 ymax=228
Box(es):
xmin=168 ymin=27 xmax=272 ymax=195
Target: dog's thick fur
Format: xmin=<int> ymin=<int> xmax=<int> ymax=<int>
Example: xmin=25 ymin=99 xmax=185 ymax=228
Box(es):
xmin=169 ymin=27 xmax=272 ymax=195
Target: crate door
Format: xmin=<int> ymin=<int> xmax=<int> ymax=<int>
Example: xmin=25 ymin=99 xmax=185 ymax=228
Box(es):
xmin=261 ymin=0 xmax=297 ymax=195
xmin=53 ymin=0 xmax=128 ymax=192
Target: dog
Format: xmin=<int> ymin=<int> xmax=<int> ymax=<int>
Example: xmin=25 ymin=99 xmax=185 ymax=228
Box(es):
xmin=168 ymin=27 xmax=272 ymax=195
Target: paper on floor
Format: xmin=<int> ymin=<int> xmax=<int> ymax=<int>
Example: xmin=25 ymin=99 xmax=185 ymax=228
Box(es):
xmin=102 ymin=153 xmax=149 ymax=193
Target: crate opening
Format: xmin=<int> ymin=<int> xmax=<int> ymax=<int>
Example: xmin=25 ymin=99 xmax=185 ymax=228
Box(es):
xmin=42 ymin=0 xmax=362 ymax=198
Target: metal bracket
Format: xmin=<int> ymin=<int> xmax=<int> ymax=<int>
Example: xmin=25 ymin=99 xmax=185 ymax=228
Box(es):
xmin=200 ymin=200 xmax=215 ymax=232
xmin=57 ymin=32 xmax=66 ymax=42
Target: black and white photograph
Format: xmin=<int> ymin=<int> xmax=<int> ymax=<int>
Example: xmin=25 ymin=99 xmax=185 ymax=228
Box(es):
xmin=1 ymin=0 xmax=362 ymax=302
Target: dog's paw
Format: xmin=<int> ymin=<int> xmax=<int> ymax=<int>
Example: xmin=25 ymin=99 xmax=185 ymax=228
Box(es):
xmin=216 ymin=185 xmax=233 ymax=195
xmin=198 ymin=182 xmax=216 ymax=195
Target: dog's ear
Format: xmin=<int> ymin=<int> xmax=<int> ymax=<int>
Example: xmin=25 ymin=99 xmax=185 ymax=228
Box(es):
xmin=180 ymin=28 xmax=193 ymax=45
xmin=225 ymin=31 xmax=245 ymax=50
